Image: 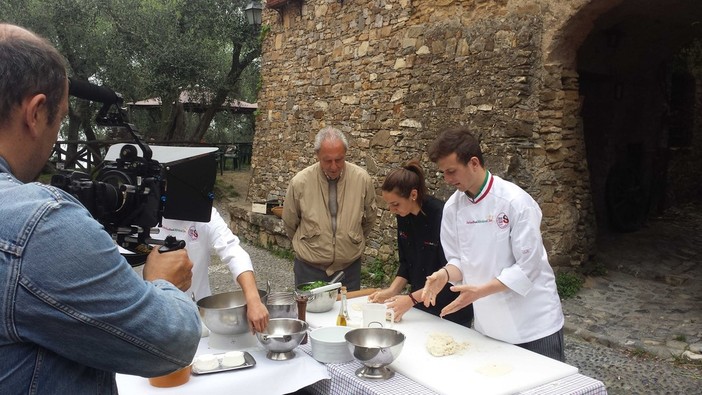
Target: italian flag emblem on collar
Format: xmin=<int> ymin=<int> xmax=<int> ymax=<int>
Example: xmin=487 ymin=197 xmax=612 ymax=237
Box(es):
xmin=466 ymin=171 xmax=493 ymax=204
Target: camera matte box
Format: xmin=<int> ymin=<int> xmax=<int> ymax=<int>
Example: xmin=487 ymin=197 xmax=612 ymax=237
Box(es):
xmin=105 ymin=144 xmax=218 ymax=223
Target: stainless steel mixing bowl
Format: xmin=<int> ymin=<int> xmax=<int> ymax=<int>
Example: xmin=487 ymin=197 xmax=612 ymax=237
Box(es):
xmin=295 ymin=282 xmax=337 ymax=313
xmin=255 ymin=318 xmax=309 ymax=360
xmin=345 ymin=327 xmax=406 ymax=380
xmin=197 ymin=289 xmax=268 ymax=335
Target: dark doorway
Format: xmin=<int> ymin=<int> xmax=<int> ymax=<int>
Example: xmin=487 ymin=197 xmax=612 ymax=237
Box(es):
xmin=577 ymin=0 xmax=702 ymax=234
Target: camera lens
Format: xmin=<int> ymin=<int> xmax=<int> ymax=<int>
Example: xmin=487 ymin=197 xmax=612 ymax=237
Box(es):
xmin=97 ymin=170 xmax=130 ymax=213
xmin=119 ymin=144 xmax=138 ymax=161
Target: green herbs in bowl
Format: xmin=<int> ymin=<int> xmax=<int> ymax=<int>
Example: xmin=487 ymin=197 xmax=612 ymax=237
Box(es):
xmin=299 ymin=280 xmax=327 ymax=292
xmin=295 ymin=281 xmax=337 ymax=313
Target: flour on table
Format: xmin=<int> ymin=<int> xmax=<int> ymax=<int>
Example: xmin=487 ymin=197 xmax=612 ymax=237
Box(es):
xmin=426 ymin=332 xmax=469 ymax=357
xmin=475 ymin=362 xmax=513 ymax=377
xmin=351 ymin=303 xmax=363 ymax=311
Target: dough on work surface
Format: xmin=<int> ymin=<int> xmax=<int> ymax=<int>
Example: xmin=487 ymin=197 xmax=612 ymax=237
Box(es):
xmin=475 ymin=362 xmax=513 ymax=377
xmin=426 ymin=332 xmax=469 ymax=357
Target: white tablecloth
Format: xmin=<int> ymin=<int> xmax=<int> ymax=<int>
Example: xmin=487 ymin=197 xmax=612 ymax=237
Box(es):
xmin=116 ymin=333 xmax=329 ymax=395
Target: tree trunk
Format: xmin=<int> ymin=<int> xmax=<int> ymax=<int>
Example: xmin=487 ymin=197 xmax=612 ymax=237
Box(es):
xmin=164 ymin=102 xmax=187 ymax=141
xmin=191 ymin=93 xmax=226 ymax=142
xmin=158 ymin=91 xmax=180 ymax=141
xmin=65 ymin=106 xmax=82 ymax=169
xmin=191 ymin=41 xmax=259 ymax=142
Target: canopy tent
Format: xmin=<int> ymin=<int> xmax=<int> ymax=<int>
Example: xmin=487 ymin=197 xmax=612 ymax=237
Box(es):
xmin=128 ymin=91 xmax=257 ymax=114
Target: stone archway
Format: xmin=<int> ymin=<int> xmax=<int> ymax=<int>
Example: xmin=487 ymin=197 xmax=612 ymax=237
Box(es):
xmin=545 ymin=0 xmax=702 ymax=235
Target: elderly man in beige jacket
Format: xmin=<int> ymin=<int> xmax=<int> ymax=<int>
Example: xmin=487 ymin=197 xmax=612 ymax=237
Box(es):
xmin=282 ymin=127 xmax=377 ymax=291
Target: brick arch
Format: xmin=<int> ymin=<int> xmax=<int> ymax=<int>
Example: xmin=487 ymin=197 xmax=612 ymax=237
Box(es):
xmin=543 ymin=0 xmax=624 ymax=70
xmin=542 ymin=0 xmax=702 ymax=237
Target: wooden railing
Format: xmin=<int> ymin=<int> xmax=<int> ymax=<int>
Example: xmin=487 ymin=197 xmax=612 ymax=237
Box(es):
xmin=51 ymin=140 xmax=252 ymax=173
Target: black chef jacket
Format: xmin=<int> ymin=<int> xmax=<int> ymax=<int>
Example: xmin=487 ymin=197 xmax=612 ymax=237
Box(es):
xmin=396 ymin=196 xmax=473 ymax=327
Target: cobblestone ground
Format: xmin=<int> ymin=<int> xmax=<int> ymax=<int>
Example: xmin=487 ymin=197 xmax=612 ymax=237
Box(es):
xmin=559 ymin=202 xmax=702 ymax=394
xmin=209 ymin=170 xmax=702 ymax=394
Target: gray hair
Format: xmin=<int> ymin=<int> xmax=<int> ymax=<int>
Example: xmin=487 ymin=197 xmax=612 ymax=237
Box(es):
xmin=0 ymin=24 xmax=67 ymax=125
xmin=314 ymin=126 xmax=348 ymax=153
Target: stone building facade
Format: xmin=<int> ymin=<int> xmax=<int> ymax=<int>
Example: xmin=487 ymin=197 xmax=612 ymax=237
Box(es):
xmin=237 ymin=0 xmax=702 ymax=271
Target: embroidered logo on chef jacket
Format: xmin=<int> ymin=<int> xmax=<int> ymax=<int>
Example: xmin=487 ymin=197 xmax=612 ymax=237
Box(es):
xmin=496 ymin=212 xmax=509 ymax=229
xmin=160 ymin=225 xmax=186 ymax=234
xmin=188 ymin=225 xmax=199 ymax=241
xmin=466 ymin=215 xmax=494 ymax=225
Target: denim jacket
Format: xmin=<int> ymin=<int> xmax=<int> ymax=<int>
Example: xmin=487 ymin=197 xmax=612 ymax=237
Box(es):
xmin=0 ymin=157 xmax=200 ymax=394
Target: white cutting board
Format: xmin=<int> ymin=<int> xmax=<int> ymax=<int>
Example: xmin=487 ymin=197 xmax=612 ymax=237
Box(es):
xmin=306 ymin=296 xmax=578 ymax=395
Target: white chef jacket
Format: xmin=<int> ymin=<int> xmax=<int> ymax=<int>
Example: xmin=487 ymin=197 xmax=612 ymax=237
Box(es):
xmin=152 ymin=207 xmax=253 ymax=301
xmin=441 ymin=172 xmax=564 ymax=344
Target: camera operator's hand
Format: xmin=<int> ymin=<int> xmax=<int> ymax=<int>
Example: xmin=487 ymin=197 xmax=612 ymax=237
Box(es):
xmin=142 ymin=248 xmax=193 ymax=291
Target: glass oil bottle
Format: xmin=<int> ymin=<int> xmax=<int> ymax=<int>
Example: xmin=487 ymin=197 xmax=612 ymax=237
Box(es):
xmin=336 ymin=286 xmax=349 ymax=326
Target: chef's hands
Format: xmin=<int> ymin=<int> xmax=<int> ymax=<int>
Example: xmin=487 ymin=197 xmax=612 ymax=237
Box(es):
xmin=439 ymin=278 xmax=508 ymax=318
xmin=142 ymin=248 xmax=193 ymax=291
xmin=421 ymin=268 xmax=450 ymax=308
xmin=385 ymin=295 xmax=413 ymax=322
xmin=246 ymin=299 xmax=269 ymax=334
xmin=438 ymin=284 xmax=481 ymax=317
xmin=236 ymin=271 xmax=270 ymax=333
xmin=368 ymin=288 xmax=395 ymax=303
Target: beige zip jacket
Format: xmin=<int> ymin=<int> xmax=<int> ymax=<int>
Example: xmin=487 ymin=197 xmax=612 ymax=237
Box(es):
xmin=282 ymin=161 xmax=377 ymax=275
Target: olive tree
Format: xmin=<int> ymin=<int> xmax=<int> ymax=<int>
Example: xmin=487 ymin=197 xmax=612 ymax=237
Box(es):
xmin=1 ymin=0 xmax=261 ymax=144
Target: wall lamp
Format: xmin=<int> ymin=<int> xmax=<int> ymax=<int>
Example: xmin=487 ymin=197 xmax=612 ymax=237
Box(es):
xmin=245 ymin=1 xmax=264 ymax=27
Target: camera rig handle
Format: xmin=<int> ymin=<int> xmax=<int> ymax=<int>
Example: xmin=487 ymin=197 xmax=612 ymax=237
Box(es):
xmin=68 ymin=77 xmax=153 ymax=161
xmin=158 ymin=235 xmax=186 ymax=253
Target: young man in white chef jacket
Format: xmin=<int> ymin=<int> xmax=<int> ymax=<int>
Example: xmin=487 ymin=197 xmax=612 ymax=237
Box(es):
xmin=422 ymin=127 xmax=565 ymax=362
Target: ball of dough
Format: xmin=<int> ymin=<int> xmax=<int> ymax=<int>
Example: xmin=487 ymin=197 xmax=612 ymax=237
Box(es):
xmin=426 ymin=332 xmax=469 ymax=357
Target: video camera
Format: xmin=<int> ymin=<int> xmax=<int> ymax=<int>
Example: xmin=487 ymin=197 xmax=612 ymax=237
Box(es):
xmin=51 ymin=78 xmax=218 ymax=265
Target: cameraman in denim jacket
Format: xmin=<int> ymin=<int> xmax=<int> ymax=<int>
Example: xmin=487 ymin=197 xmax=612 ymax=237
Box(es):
xmin=0 ymin=24 xmax=200 ymax=393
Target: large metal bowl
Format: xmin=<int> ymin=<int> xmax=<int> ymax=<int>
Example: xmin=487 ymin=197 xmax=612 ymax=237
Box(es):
xmin=255 ymin=318 xmax=308 ymax=360
xmin=197 ymin=290 xmax=268 ymax=336
xmin=345 ymin=328 xmax=405 ymax=380
xmin=295 ymin=282 xmax=337 ymax=313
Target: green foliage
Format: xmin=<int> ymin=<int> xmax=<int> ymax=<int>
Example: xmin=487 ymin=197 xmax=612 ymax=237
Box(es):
xmin=214 ymin=179 xmax=240 ymax=200
xmin=361 ymin=258 xmax=397 ymax=289
xmin=555 ymin=271 xmax=583 ymax=299
xmin=267 ymin=246 xmax=295 ymax=262
xmin=581 ymin=256 xmax=608 ymax=277
xmin=259 ymin=24 xmax=271 ymax=41
xmin=251 ymin=238 xmax=294 ymax=262
xmin=628 ymin=347 xmax=652 ymax=358
xmin=674 ymin=334 xmax=687 ymax=342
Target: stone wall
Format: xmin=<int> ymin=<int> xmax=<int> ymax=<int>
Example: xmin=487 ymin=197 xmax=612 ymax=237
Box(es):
xmin=228 ymin=204 xmax=291 ymax=251
xmin=249 ymin=0 xmax=596 ymax=268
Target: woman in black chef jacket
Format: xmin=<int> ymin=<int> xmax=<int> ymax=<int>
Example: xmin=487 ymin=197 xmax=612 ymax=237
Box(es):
xmin=368 ymin=160 xmax=473 ymax=327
